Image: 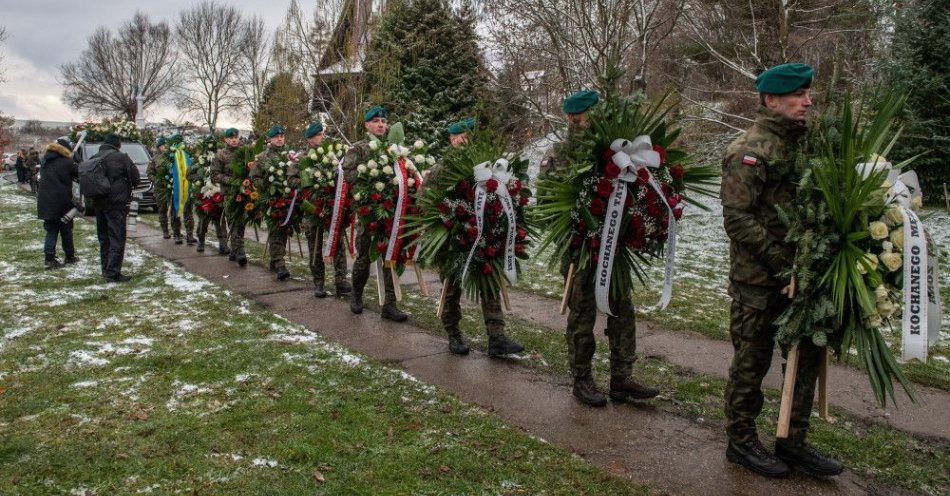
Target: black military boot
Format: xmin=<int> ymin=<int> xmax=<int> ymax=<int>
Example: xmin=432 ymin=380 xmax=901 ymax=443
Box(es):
xmin=64 ymin=255 xmax=79 ymax=264
xmin=186 ymin=234 xmax=198 ymax=246
xmin=44 ymin=257 xmax=63 ymax=270
xmin=313 ymin=281 xmax=328 ymax=298
xmin=381 ymin=303 xmax=408 ymax=322
xmin=487 ymin=334 xmax=524 ymax=357
xmin=335 ymin=281 xmax=352 ymax=298
xmin=572 ymin=376 xmax=608 ymax=407
xmin=269 ymin=260 xmax=277 ymax=272
xmin=196 ymin=239 xmax=206 ymax=253
xmin=218 ymin=240 xmax=230 ymax=255
xmin=350 ymin=291 xmax=364 ymax=314
xmin=775 ymin=441 xmax=844 ymax=477
xmin=609 ymin=375 xmax=659 ymax=401
xmin=174 ymin=234 xmax=183 ymax=245
xmin=726 ymin=438 xmax=791 ymax=478
xmin=276 ymin=266 xmax=291 ymax=281
xmin=228 ymin=253 xmax=237 ymax=261
xmin=237 ymin=255 xmax=248 ymax=267
xmin=162 ymin=231 xmax=171 ymax=240
xmin=447 ymin=330 xmax=470 ymax=355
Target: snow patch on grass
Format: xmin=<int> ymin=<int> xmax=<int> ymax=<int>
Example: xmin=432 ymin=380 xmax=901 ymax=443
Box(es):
xmin=69 ymin=350 xmax=110 ymax=367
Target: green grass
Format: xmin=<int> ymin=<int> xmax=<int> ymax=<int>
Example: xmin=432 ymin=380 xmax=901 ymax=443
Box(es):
xmin=0 ymin=184 xmax=647 ymax=495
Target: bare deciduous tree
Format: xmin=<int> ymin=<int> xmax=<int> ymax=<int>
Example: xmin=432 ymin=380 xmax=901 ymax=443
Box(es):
xmin=0 ymin=26 xmax=8 ymax=84
xmin=174 ymin=1 xmax=249 ymax=132
xmin=272 ymin=0 xmax=341 ymax=86
xmin=60 ymin=13 xmax=176 ymax=121
xmin=236 ymin=15 xmax=273 ymax=121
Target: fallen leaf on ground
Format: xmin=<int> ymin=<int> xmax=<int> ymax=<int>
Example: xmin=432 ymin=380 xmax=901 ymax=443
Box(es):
xmin=130 ymin=409 xmax=149 ymax=421
xmin=439 ymin=465 xmax=451 ymax=473
xmin=313 ymin=470 xmax=325 ymax=482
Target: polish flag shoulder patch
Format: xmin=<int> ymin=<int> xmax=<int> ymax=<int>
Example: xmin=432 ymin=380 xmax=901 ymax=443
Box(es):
xmin=741 ymin=155 xmax=759 ymax=166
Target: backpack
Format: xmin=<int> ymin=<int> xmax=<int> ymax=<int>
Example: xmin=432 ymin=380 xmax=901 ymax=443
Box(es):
xmin=78 ymin=151 xmax=114 ymax=199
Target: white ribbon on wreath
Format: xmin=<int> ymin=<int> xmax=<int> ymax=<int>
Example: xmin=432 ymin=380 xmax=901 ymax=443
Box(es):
xmin=461 ymin=158 xmax=518 ymax=285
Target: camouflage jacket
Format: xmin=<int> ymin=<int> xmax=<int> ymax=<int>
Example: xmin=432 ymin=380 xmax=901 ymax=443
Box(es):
xmin=250 ymin=144 xmax=286 ymax=191
xmin=721 ymin=107 xmax=807 ymax=307
xmin=210 ymin=145 xmax=238 ymax=189
xmin=146 ymin=152 xmax=168 ymax=188
xmin=342 ymin=134 xmax=382 ymax=185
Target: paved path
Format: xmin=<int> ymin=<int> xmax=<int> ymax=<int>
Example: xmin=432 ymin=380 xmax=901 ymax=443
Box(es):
xmin=128 ymin=221 xmax=912 ymax=495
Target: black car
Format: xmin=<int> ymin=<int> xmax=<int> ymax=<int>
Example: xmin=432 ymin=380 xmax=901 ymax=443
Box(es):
xmin=73 ymin=141 xmax=157 ymax=214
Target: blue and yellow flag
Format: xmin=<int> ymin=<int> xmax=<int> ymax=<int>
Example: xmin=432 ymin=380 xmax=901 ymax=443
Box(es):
xmin=172 ymin=149 xmax=191 ymax=218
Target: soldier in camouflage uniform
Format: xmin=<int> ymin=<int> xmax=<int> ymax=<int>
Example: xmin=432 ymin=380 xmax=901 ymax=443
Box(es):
xmin=721 ymin=63 xmax=843 ymax=479
xmin=430 ymin=119 xmax=524 ymax=357
xmin=189 ymin=131 xmax=232 ymax=255
xmin=250 ymin=126 xmax=292 ymax=280
xmin=343 ymin=106 xmax=407 ymax=322
xmin=290 ymin=121 xmax=351 ymax=298
xmin=146 ymin=137 xmax=171 ymax=238
xmin=212 ymin=129 xmax=247 ymax=266
xmin=553 ymin=90 xmax=659 ymax=408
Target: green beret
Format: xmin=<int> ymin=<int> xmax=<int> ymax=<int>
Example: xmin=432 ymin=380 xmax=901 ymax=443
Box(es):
xmin=266 ymin=126 xmax=285 ymax=139
xmin=223 ymin=128 xmax=239 ymax=138
xmin=447 ymin=117 xmax=476 ymax=135
xmin=756 ymin=63 xmax=814 ymax=94
xmin=562 ymin=90 xmax=599 ymax=114
xmin=155 ymin=137 xmax=166 ymax=147
xmin=304 ymin=122 xmax=324 ymax=139
xmin=364 ymin=105 xmax=388 ymax=122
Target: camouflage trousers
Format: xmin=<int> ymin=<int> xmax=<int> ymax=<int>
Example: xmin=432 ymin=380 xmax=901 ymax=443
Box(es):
xmin=156 ymin=198 xmax=170 ymax=235
xmin=228 ymin=215 xmax=247 ymax=258
xmin=267 ymin=227 xmax=290 ymax=270
xmin=171 ymin=203 xmax=195 ymax=237
xmin=565 ymin=267 xmax=638 ymax=379
xmin=351 ymin=225 xmax=396 ymax=305
xmin=306 ymin=222 xmax=348 ymax=286
xmin=440 ymin=277 xmax=505 ymax=338
xmin=724 ymin=295 xmax=822 ymax=446
xmin=196 ymin=213 xmax=228 ymax=248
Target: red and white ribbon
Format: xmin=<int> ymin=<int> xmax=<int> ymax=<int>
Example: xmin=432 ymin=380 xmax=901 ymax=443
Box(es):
xmin=384 ymin=157 xmax=410 ymax=264
xmin=461 ymin=158 xmax=518 ymax=285
xmin=595 ymin=136 xmax=677 ymax=315
xmin=323 ymin=160 xmax=349 ymax=259
xmin=279 ymin=189 xmax=299 ymax=228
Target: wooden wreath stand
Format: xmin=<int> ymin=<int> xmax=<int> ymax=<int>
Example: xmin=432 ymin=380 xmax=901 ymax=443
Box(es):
xmin=776 ymin=344 xmax=831 ymax=438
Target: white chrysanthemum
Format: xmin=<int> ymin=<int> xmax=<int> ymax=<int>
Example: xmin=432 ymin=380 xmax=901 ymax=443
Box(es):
xmin=309 ymin=151 xmax=318 ymax=161
xmin=268 ymin=175 xmax=275 ymax=182
xmin=276 ymin=169 xmax=284 ymax=176
xmin=408 ymin=178 xmax=415 ymax=187
xmin=392 ymin=177 xmax=400 ymax=185
xmin=369 ymin=169 xmax=380 ymax=177
xmin=382 ymin=165 xmax=394 ymax=175
xmin=374 ymin=182 xmax=385 ymax=191
xmin=332 ymin=158 xmax=340 ymax=166
xmin=336 ymin=143 xmax=344 ymax=152
xmin=379 ymin=155 xmax=388 ymax=165
xmin=284 ymin=187 xmax=291 ymax=193
xmin=283 ymin=180 xmax=288 ymax=186
xmin=328 ymin=180 xmax=335 ymax=187
xmin=367 ymin=160 xmax=378 ymax=169
xmin=414 ymin=154 xmax=425 ymax=163
xmin=357 ymin=164 xmax=368 ymax=174
xmin=314 ymin=170 xmax=323 ymax=179
xmin=369 ymin=141 xmax=379 ymax=151
xmin=322 ymin=156 xmax=330 ymax=164
xmin=427 ymin=156 xmax=435 ymax=165
xmin=414 ymin=140 xmax=424 ymax=149
xmin=353 ymin=192 xmax=362 ymax=201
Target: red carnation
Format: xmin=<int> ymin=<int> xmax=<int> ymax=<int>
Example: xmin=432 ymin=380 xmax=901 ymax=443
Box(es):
xmin=438 ymin=202 xmax=450 ymax=214
xmin=519 ymin=195 xmax=530 ymax=206
xmin=323 ymin=185 xmax=333 ymax=194
xmin=517 ymin=228 xmax=527 ymax=240
xmin=457 ymin=180 xmax=472 ymax=193
xmin=590 ymin=197 xmax=606 ymax=216
xmin=359 ymin=206 xmax=371 ymax=217
xmin=589 ymin=238 xmax=600 ymax=249
xmin=485 ymin=246 xmax=499 ymax=257
xmin=368 ymin=221 xmax=378 ymax=231
xmin=370 ymin=192 xmax=382 ymax=202
xmin=631 ymin=215 xmax=645 ymax=230
xmin=571 ymin=234 xmax=583 ymax=247
xmin=667 ymin=196 xmax=680 ymax=208
xmin=661 ymin=183 xmax=672 ymax=196
xmin=468 ymin=216 xmax=478 ymax=225
xmin=653 ymin=145 xmax=666 ymax=164
xmin=465 ymin=190 xmax=476 ymax=202
xmin=383 ymin=199 xmax=395 ymax=210
xmin=475 ymin=248 xmax=485 ymax=258
xmin=376 ymin=242 xmax=387 ymax=252
xmin=646 ymin=202 xmax=662 ymax=218
xmin=596 ymin=178 xmax=613 ymax=197
xmin=482 ymin=263 xmax=493 ymax=274
xmin=443 ymin=219 xmax=454 ymax=229
xmin=515 ymin=243 xmax=526 ymax=255
xmin=669 ymin=164 xmax=685 ymax=179
xmin=466 ymin=226 xmax=479 ymax=240
xmin=673 ymin=207 xmax=683 ymax=220
xmin=605 ymin=162 xmax=621 ymax=180
xmin=486 ymin=178 xmax=499 ymax=192
xmin=637 ymin=168 xmax=650 ymax=185
xmin=491 ymin=200 xmax=504 ymax=214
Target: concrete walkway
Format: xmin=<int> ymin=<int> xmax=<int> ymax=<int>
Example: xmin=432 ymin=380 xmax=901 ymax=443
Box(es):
xmin=128 ymin=221 xmax=908 ymax=495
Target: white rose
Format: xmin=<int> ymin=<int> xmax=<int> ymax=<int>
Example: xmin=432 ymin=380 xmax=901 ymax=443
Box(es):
xmin=328 ymin=180 xmax=335 ymax=187
xmin=379 ymin=155 xmax=388 ymax=165
xmin=374 ymin=181 xmax=385 ymax=191
xmin=368 ymin=160 xmax=378 ymax=169
xmin=405 ymin=160 xmax=415 ymax=171
xmin=285 ymin=187 xmax=290 ymax=193
xmin=332 ymin=159 xmax=340 ymax=166
xmin=427 ymin=156 xmax=435 ymax=165
xmin=277 ymin=169 xmax=284 ymax=176
xmin=369 ymin=141 xmax=379 ymax=151
xmin=414 ymin=154 xmax=425 ymax=164
xmin=357 ymin=164 xmax=367 ymax=174
xmin=414 ymin=140 xmax=424 ymax=149
xmin=268 ymin=175 xmax=275 ymax=182
xmin=408 ymin=178 xmax=415 ymax=187
xmin=884 ymin=206 xmax=903 ymax=226
xmin=382 ymin=165 xmax=394 ymax=175
xmin=911 ymin=196 xmax=923 ymax=210
xmin=318 ymin=147 xmax=325 ymax=154
xmin=392 ymin=177 xmax=400 ymax=185
xmin=353 ymin=192 xmax=362 ymax=201
xmin=876 ymin=298 xmax=896 ymax=317
xmin=868 ymin=221 xmax=889 ymax=240
xmin=866 ymin=313 xmax=883 ymax=329
xmin=322 ymin=156 xmax=330 ymax=164
xmin=875 ymin=284 xmax=888 ymax=300
xmin=856 ymin=252 xmax=879 ymax=274
xmin=315 ymin=170 xmax=323 ymax=179
xmin=879 ymin=252 xmax=903 ymax=272
xmin=336 ymin=143 xmax=344 ymax=152
xmin=283 ymin=180 xmax=288 ymax=186
xmin=890 ymin=228 xmax=904 ymax=251
xmin=370 ymin=169 xmax=379 ymax=177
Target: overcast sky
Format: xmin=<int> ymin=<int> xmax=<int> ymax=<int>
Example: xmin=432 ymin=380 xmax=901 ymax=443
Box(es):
xmin=0 ymin=0 xmax=290 ymax=128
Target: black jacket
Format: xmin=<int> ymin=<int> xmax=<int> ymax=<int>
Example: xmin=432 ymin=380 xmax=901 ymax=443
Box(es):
xmin=37 ymin=143 xmax=79 ymax=220
xmin=90 ymin=144 xmax=140 ymax=210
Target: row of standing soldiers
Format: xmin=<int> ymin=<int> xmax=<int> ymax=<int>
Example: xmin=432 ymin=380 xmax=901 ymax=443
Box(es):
xmin=144 ymin=61 xmax=844 ymax=480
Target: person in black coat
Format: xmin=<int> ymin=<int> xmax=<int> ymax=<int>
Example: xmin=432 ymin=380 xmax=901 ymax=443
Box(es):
xmin=91 ymin=134 xmax=140 ymax=282
xmin=15 ymin=149 xmax=27 ymax=183
xmin=37 ymin=138 xmax=80 ymax=269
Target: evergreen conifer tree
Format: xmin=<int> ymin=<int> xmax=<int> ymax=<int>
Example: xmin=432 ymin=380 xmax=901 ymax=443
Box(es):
xmin=252 ymin=72 xmax=310 ymax=143
xmin=364 ymin=0 xmax=487 ymax=149
xmin=884 ymin=0 xmax=950 ymax=199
